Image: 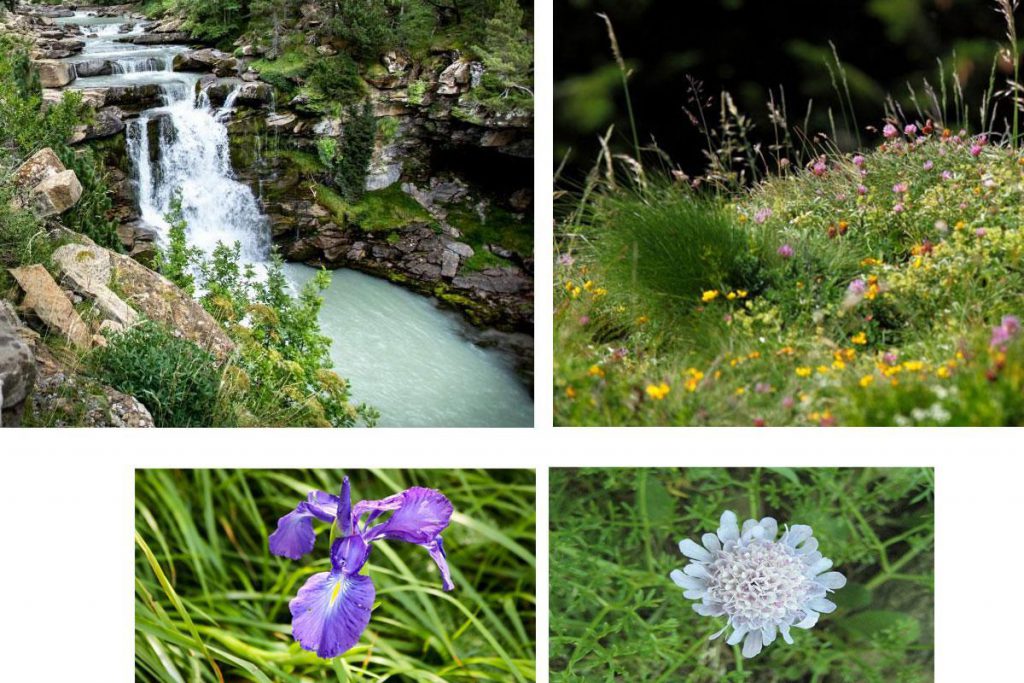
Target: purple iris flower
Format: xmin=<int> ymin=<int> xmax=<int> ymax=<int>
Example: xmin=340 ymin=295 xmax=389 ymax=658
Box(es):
xmin=269 ymin=477 xmax=454 ymax=658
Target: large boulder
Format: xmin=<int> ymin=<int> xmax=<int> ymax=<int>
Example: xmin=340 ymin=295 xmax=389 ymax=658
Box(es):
xmin=133 ymin=32 xmax=190 ymax=45
xmin=8 ymin=264 xmax=92 ymax=350
xmin=437 ymin=59 xmax=473 ymax=95
xmin=51 ymin=244 xmax=139 ymax=328
xmin=0 ymin=312 xmax=37 ymax=428
xmin=233 ymin=81 xmax=274 ymax=108
xmin=12 ymin=148 xmax=83 ymax=218
xmin=32 ymin=170 xmax=83 ymax=217
xmin=173 ymin=48 xmax=238 ymax=77
xmin=34 ymin=59 xmax=76 ymax=88
xmin=71 ymin=107 xmax=127 ymax=143
xmin=13 ymin=148 xmax=65 ymax=189
xmin=72 ymin=58 xmax=113 ymax=77
xmin=108 ymin=251 xmax=235 ymax=359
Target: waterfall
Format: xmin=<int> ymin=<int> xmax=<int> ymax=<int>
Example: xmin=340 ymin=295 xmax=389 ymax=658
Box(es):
xmin=127 ymin=78 xmax=270 ymax=264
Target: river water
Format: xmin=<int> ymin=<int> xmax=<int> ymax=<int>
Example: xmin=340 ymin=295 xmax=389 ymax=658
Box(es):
xmin=57 ymin=12 xmax=533 ymax=427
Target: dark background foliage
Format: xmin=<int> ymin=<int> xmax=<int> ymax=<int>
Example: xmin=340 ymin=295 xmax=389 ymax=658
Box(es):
xmin=555 ymin=0 xmax=1012 ymax=177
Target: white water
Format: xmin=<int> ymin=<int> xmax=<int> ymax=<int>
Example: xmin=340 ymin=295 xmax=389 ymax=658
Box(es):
xmin=61 ymin=13 xmax=533 ymax=426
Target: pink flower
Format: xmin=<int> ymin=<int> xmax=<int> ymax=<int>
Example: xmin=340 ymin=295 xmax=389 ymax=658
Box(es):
xmin=923 ymin=160 xmax=933 ymax=171
xmin=853 ymin=155 xmax=866 ymax=167
xmin=754 ymin=382 xmax=773 ymax=394
xmin=578 ymin=315 xmax=590 ymax=326
xmin=991 ymin=315 xmax=1021 ymax=348
xmin=812 ymin=161 xmax=827 ymax=176
xmin=777 ymin=244 xmax=794 ymax=258
xmin=893 ymin=203 xmax=905 ymax=214
xmin=975 ymin=228 xmax=987 ymax=237
xmin=754 ymin=207 xmax=773 ymax=224
xmin=941 ymin=170 xmax=953 ymax=181
xmin=883 ymin=123 xmax=898 ymax=139
xmin=857 ymin=184 xmax=868 ymax=196
xmin=848 ymin=279 xmax=867 ymax=295
xmin=781 ymin=396 xmax=795 ymax=409
xmin=904 ymin=124 xmax=918 ymax=136
xmin=971 ymin=144 xmax=983 ymax=157
xmin=892 ymin=182 xmax=908 ymax=194
xmin=883 ymin=352 xmax=899 ymax=365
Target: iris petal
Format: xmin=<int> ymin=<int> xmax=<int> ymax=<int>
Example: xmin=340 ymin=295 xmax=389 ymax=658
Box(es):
xmin=425 ymin=536 xmax=454 ymax=591
xmin=330 ymin=535 xmax=370 ymax=576
xmin=357 ymin=487 xmax=453 ymax=544
xmin=269 ymin=491 xmax=338 ymax=560
xmin=337 ymin=477 xmax=353 ymax=536
xmin=290 ymin=571 xmax=375 ymax=659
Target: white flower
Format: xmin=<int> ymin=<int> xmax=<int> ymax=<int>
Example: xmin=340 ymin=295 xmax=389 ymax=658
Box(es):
xmin=670 ymin=510 xmax=846 ymax=658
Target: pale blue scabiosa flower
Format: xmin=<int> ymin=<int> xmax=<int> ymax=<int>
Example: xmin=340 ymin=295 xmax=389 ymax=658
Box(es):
xmin=269 ymin=477 xmax=454 ymax=658
xmin=671 ymin=510 xmax=846 ymax=658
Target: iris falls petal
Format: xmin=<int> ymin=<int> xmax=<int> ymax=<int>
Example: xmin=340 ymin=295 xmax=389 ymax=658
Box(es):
xmin=290 ymin=571 xmax=376 ymax=658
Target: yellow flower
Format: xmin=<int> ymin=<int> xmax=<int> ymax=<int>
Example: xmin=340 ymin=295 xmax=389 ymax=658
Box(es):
xmin=954 ymin=220 xmax=966 ymax=231
xmin=936 ymin=366 xmax=951 ymax=379
xmin=571 ymin=286 xmax=582 ymax=298
xmin=832 ymin=359 xmax=846 ymax=370
xmin=735 ymin=387 xmax=746 ymax=396
xmin=588 ymin=364 xmax=605 ymax=378
xmin=795 ymin=367 xmax=813 ymax=378
xmin=816 ymin=365 xmax=830 ymax=375
xmin=859 ymin=374 xmax=875 ymax=388
xmin=747 ymin=351 xmax=761 ymax=360
xmin=701 ymin=290 xmax=720 ymax=303
xmin=851 ymin=332 xmax=868 ymax=345
xmin=860 ymin=257 xmax=881 ymax=266
xmin=903 ymin=360 xmax=925 ymax=372
xmin=593 ymin=287 xmax=608 ymax=297
xmin=564 ymin=281 xmax=575 ymax=291
xmin=565 ymin=386 xmax=576 ymax=399
xmin=583 ymin=280 xmax=594 ymax=291
xmin=737 ymin=290 xmax=748 ymax=298
xmin=645 ymin=382 xmax=671 ymax=400
xmin=727 ymin=291 xmax=737 ymax=300
xmin=636 ymin=315 xmax=649 ymax=325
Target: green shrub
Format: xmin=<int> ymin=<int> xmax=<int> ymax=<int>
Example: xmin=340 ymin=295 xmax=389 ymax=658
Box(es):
xmin=318 ymin=102 xmax=377 ymax=201
xmin=307 ymin=54 xmax=364 ymax=105
xmin=92 ymin=321 xmax=222 ymax=427
xmin=155 ymin=193 xmax=201 ymax=294
xmin=327 ymin=0 xmax=396 ymax=60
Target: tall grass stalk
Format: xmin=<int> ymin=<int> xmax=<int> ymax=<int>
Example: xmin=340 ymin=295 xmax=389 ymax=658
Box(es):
xmin=996 ymin=0 xmax=1021 ymax=145
xmin=597 ymin=13 xmax=641 ymax=168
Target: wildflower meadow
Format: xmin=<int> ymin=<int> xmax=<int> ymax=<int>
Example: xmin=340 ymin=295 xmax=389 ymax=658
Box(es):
xmin=554 ymin=6 xmax=1024 ymax=426
xmin=549 ymin=468 xmax=934 ymax=682
xmin=135 ymin=469 xmax=536 ymax=682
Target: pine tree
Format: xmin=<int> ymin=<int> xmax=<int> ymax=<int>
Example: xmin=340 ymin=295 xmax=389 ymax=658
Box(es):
xmin=472 ymin=0 xmax=533 ymax=111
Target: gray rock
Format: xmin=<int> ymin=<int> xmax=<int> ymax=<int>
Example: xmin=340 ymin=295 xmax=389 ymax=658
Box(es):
xmin=0 ymin=319 xmax=37 ymax=427
xmin=72 ymin=58 xmax=112 ymax=77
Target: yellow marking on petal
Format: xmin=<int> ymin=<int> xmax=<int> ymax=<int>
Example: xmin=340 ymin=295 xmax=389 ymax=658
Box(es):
xmin=330 ymin=580 xmax=343 ymax=608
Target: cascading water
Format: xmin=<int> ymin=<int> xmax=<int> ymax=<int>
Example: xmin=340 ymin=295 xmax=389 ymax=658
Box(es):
xmin=60 ymin=12 xmax=533 ymax=426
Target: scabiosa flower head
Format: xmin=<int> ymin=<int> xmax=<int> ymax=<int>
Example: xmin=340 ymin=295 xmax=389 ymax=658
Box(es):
xmin=893 ymin=203 xmax=905 ymax=214
xmin=754 ymin=207 xmax=773 ymax=224
xmin=856 ymin=184 xmax=868 ymax=196
xmin=882 ymin=123 xmax=898 ymax=139
xmin=941 ymin=170 xmax=953 ymax=181
xmin=852 ymin=154 xmax=865 ymax=168
xmin=892 ymin=182 xmax=908 ymax=194
xmin=671 ymin=511 xmax=846 ymax=659
xmin=971 ymin=144 xmax=983 ymax=157
xmin=270 ymin=477 xmax=454 ymax=658
xmin=777 ymin=244 xmax=794 ymax=259
xmin=923 ymin=160 xmax=934 ymax=171
xmin=812 ymin=160 xmax=827 ymax=176
xmin=904 ymin=124 xmax=917 ymax=136
xmin=847 ymin=278 xmax=867 ymax=296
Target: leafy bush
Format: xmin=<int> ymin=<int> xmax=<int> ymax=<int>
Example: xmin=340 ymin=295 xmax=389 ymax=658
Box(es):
xmin=155 ymin=193 xmax=201 ymax=294
xmin=550 ymin=467 xmax=934 ymax=682
xmin=92 ymin=321 xmax=222 ymax=427
xmin=306 ymin=53 xmax=364 ymax=105
xmin=470 ymin=0 xmax=533 ymax=113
